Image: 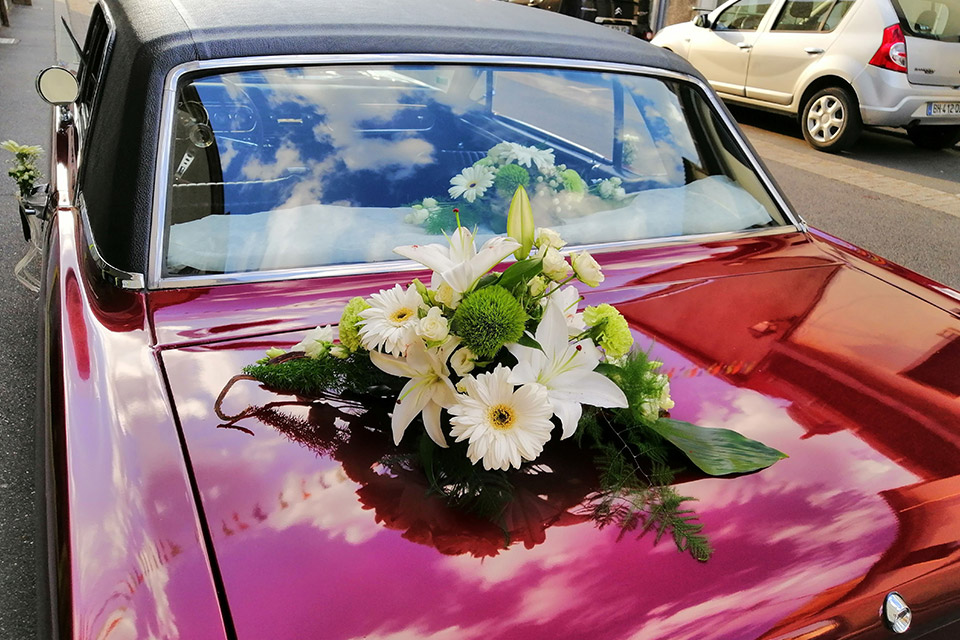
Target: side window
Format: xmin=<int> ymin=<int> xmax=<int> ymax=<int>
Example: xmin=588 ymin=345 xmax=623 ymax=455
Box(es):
xmin=715 ymin=0 xmax=773 ymax=31
xmin=822 ymin=0 xmax=855 ymax=29
xmin=76 ymin=5 xmax=110 ymax=125
xmin=772 ymin=0 xmax=855 ymax=31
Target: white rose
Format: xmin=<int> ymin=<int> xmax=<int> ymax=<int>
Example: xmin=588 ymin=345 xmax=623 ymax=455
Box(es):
xmin=528 ymin=275 xmax=547 ymax=297
xmin=451 ymin=347 xmax=476 ymax=377
xmin=405 ymin=206 xmax=429 ymax=225
xmin=640 ymin=399 xmax=659 ymax=422
xmin=435 ymin=282 xmax=462 ymax=309
xmin=658 ymin=381 xmax=675 ymax=411
xmin=417 ymin=306 xmax=449 ymax=343
xmin=571 ymin=251 xmax=604 ymax=287
xmin=542 ymin=247 xmax=571 ymax=282
xmin=535 ymin=227 xmax=566 ymax=250
xmin=293 ymin=325 xmax=334 ymax=359
xmin=422 ymin=197 xmax=438 ymax=209
xmin=330 ymin=346 xmax=349 ymax=359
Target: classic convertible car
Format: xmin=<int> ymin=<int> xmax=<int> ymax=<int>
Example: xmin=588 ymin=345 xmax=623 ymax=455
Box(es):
xmin=20 ymin=0 xmax=960 ymax=638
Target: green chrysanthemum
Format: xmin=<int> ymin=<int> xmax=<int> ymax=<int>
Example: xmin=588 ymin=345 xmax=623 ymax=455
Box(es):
xmin=560 ymin=168 xmax=586 ymax=194
xmin=494 ymin=163 xmax=530 ymax=198
xmin=584 ymin=303 xmax=633 ymax=358
xmin=339 ymin=297 xmax=371 ymax=352
xmin=451 ymin=285 xmax=527 ymax=359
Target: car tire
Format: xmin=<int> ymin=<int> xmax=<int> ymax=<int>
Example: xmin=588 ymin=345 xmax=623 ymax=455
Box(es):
xmin=906 ymin=125 xmax=960 ymax=150
xmin=800 ymin=86 xmax=862 ymax=153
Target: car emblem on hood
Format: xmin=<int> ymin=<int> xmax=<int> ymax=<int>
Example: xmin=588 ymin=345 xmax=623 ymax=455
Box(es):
xmin=882 ymin=592 xmax=912 ymax=633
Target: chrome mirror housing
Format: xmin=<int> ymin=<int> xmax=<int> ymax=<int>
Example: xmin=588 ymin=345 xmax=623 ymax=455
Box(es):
xmin=35 ymin=66 xmax=79 ymax=105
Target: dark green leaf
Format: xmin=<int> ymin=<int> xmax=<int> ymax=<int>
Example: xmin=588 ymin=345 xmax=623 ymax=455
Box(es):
xmin=593 ymin=362 xmax=621 ymax=377
xmin=516 ymin=333 xmax=542 ymax=352
xmin=649 ymin=418 xmax=787 ymax=476
xmin=474 ymin=273 xmax=499 ymax=291
xmin=496 ymin=256 xmax=543 ymax=294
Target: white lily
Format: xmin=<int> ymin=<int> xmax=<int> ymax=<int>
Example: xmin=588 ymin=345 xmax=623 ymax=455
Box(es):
xmin=369 ymin=337 xmax=461 ymax=448
xmin=507 ymin=300 xmax=628 ymax=438
xmin=394 ymin=227 xmax=520 ymax=296
xmin=545 ymin=285 xmax=586 ymax=337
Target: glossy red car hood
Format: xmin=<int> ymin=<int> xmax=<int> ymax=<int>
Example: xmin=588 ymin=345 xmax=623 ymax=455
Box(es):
xmin=154 ymin=232 xmax=960 ymax=639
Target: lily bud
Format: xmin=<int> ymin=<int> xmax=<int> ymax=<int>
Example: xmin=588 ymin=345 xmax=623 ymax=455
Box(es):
xmin=506 ymin=185 xmax=534 ymax=260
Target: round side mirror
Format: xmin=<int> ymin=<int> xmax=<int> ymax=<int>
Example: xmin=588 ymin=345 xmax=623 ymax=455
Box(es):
xmin=36 ymin=66 xmax=80 ymax=105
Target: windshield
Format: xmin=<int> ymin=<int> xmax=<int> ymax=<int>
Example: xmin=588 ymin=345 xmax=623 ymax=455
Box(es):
xmin=162 ymin=64 xmax=786 ymax=277
xmin=892 ymin=0 xmax=960 ymax=40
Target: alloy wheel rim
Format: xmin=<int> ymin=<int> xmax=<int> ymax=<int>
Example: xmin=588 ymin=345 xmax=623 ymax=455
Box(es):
xmin=806 ymin=95 xmax=845 ymax=143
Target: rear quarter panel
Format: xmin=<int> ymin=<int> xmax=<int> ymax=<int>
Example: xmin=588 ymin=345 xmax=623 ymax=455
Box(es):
xmin=40 ymin=202 xmax=229 ymax=639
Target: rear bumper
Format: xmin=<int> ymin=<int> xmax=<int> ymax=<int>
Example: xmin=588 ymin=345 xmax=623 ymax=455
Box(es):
xmin=855 ymin=66 xmax=960 ymax=127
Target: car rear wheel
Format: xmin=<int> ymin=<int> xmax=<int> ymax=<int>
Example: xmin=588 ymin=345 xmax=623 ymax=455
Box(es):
xmin=906 ymin=125 xmax=960 ymax=150
xmin=800 ymin=86 xmax=862 ymax=153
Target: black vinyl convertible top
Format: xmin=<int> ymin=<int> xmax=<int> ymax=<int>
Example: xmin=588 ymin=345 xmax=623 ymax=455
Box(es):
xmin=80 ymin=0 xmax=702 ymax=277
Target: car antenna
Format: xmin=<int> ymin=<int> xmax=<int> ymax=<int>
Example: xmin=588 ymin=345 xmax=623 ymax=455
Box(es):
xmin=61 ymin=17 xmax=88 ymax=67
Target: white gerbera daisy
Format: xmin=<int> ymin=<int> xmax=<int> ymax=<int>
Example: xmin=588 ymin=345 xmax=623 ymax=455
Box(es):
xmin=358 ymin=284 xmax=424 ymax=356
xmin=448 ymin=165 xmax=495 ymax=203
xmin=448 ymin=366 xmax=555 ymax=471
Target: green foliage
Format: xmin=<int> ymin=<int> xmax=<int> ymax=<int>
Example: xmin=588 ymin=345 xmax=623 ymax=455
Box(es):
xmin=597 ymin=351 xmax=666 ymax=425
xmin=424 ymin=202 xmax=483 ymax=235
xmin=649 ymin=418 xmax=788 ymax=476
xmin=451 ymin=285 xmax=527 ymax=359
xmin=1 ymin=140 xmax=43 ymax=197
xmin=243 ymin=351 xmax=394 ymax=398
xmin=583 ymin=411 xmax=713 ymax=562
xmin=494 ymin=163 xmax=530 ymax=198
xmin=495 ymin=255 xmax=543 ymax=297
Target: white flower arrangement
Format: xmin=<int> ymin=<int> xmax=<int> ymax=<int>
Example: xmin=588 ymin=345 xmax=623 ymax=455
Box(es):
xmin=406 ymin=141 xmax=634 ymax=236
xmin=225 ymin=186 xmax=786 ymax=560
xmin=257 ymin=186 xmax=633 ymax=470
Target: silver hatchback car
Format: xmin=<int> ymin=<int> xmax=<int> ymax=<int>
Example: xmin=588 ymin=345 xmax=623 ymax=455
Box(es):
xmin=652 ymin=0 xmax=960 ymax=151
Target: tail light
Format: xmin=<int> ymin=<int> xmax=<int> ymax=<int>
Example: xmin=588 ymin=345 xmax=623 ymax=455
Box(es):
xmin=869 ymin=25 xmax=907 ymax=72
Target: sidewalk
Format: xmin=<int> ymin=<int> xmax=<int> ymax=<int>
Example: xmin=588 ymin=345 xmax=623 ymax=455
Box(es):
xmin=0 ymin=0 xmax=54 ymax=144
xmin=0 ymin=1 xmax=53 ymax=639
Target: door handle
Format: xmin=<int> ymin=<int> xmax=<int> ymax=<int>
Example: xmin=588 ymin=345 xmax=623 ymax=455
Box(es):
xmin=737 ymin=42 xmax=753 ymax=50
xmin=804 ymin=47 xmax=825 ymax=54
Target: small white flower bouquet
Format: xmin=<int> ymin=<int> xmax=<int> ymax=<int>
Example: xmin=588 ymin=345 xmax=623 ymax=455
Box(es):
xmin=219 ymin=186 xmax=785 ymax=560
xmin=404 ymin=141 xmax=629 ymax=235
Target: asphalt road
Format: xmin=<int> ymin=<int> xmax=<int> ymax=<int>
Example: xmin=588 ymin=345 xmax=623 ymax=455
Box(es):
xmin=1 ymin=3 xmax=960 ymax=638
xmin=0 ymin=1 xmax=52 ymax=638
xmin=732 ymin=106 xmax=960 ymax=291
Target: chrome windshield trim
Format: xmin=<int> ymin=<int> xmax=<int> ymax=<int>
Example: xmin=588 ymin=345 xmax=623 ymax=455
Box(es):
xmin=149 ymin=53 xmax=801 ymax=290
xmin=78 ymin=193 xmax=145 ymax=290
xmin=155 ymin=225 xmax=801 ymax=290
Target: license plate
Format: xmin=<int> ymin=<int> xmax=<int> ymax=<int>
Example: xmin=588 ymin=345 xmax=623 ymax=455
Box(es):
xmin=604 ymin=24 xmax=631 ymax=33
xmin=927 ymin=102 xmax=960 ymax=116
